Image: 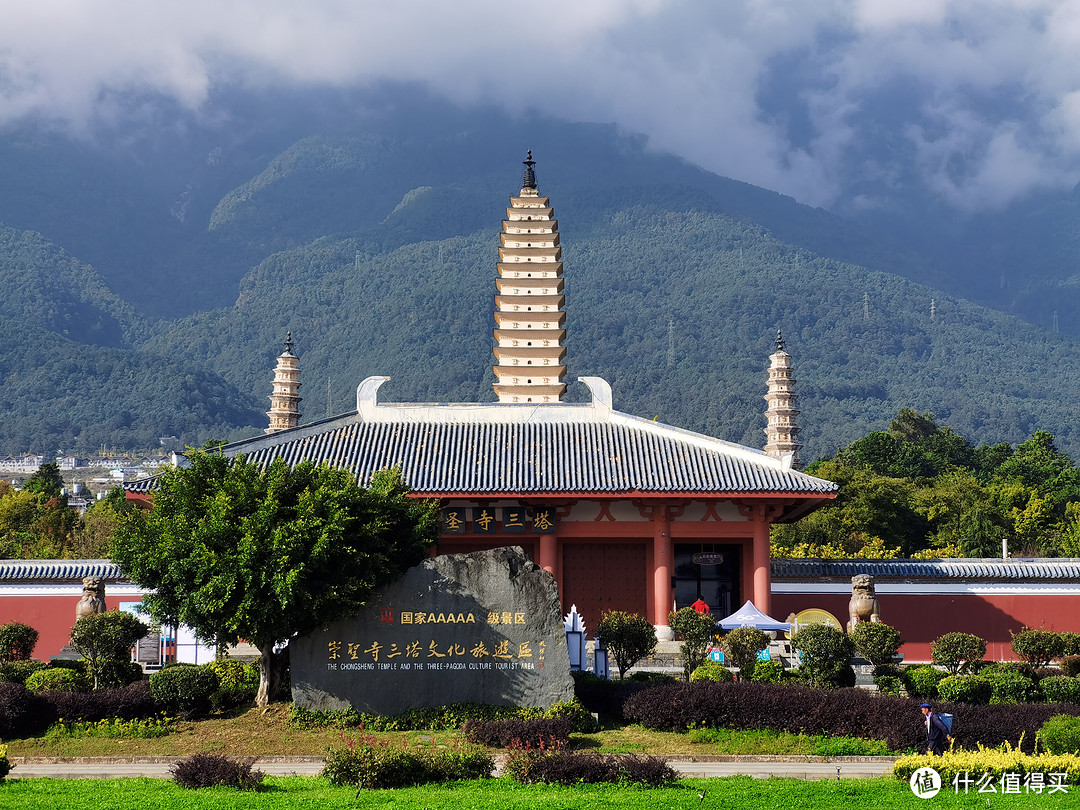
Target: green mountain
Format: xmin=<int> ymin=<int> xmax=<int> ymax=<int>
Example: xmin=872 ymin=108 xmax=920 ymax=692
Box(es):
xmin=0 ymin=91 xmax=1078 ymax=460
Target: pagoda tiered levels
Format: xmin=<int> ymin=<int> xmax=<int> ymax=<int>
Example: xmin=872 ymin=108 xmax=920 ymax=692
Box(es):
xmin=266 ymin=332 xmax=302 ymax=434
xmin=492 ymin=152 xmax=567 ymax=402
xmin=763 ymin=330 xmax=801 ymax=468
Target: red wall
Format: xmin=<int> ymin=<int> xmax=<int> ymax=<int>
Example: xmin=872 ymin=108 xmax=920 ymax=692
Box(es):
xmin=0 ymin=594 xmax=140 ymax=660
xmin=772 ymin=591 xmax=1080 ymax=662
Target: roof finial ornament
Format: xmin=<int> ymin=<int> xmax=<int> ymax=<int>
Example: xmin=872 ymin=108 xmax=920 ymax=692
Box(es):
xmin=284 ymin=331 xmax=294 ymax=355
xmin=775 ymin=328 xmax=784 ymax=352
xmin=521 ymin=149 xmax=536 ymax=190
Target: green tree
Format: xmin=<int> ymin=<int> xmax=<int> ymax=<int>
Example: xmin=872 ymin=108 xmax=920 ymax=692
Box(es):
xmin=668 ymin=607 xmax=718 ymax=681
xmin=72 ymin=487 xmax=135 ymax=559
xmin=929 ymin=632 xmax=987 ymax=674
xmin=1011 ymin=628 xmax=1064 ymax=668
xmin=720 ymin=626 xmax=769 ymax=681
xmin=111 ymin=452 xmax=439 ymax=706
xmin=69 ymin=610 xmax=148 ymax=690
xmin=23 ymin=462 xmax=65 ymax=501
xmin=0 ymin=621 xmax=39 ymax=662
xmin=595 ymin=611 xmax=657 ymax=680
xmin=790 ymin=623 xmax=855 ymax=687
xmin=850 ymin=621 xmax=902 ymax=667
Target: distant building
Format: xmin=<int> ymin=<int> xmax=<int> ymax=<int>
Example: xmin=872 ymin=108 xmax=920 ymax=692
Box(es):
xmin=0 ymin=455 xmax=43 ymax=473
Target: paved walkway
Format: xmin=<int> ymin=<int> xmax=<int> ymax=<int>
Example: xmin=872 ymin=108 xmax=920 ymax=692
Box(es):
xmin=9 ymin=755 xmax=898 ymax=781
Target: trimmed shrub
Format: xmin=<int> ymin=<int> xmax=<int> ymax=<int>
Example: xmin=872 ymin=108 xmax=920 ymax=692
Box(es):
xmin=596 ymin=611 xmax=657 ymax=680
xmin=69 ymin=611 xmax=148 ymax=690
xmin=1061 ymin=656 xmax=1080 ymax=678
xmin=930 ymin=632 xmax=987 ymax=674
xmin=545 ymin=698 xmax=598 ymax=733
xmin=985 ymin=667 xmax=1042 ymax=705
xmin=1011 ymin=628 xmax=1065 ymax=668
xmin=463 ymin=717 xmax=571 ymax=748
xmin=720 ymin=627 xmax=769 ymax=681
xmin=171 ymin=753 xmax=264 ymax=790
xmin=937 ymin=675 xmax=992 ymax=705
xmin=874 ymin=675 xmax=903 ymax=696
xmin=0 ymin=659 xmax=48 ymax=685
xmin=1042 ymin=677 xmax=1080 ymax=705
xmin=571 ymin=674 xmax=649 ymax=721
xmin=0 ymin=681 xmax=55 ymax=738
xmin=322 ymin=733 xmax=493 ymax=788
xmin=149 ymin=664 xmax=220 ymax=718
xmin=25 ymin=667 xmax=91 ymax=693
xmin=851 ymin=622 xmax=902 ymax=667
xmin=506 ymin=750 xmax=676 ymax=786
xmin=903 ymin=665 xmax=948 ymax=699
xmin=790 ymin=624 xmax=854 ymax=688
xmin=750 ymin=659 xmax=785 ymax=684
xmin=96 ymin=660 xmax=144 ymax=690
xmin=627 ymin=671 xmax=676 ymax=684
xmin=207 ymin=660 xmax=259 ymax=711
xmin=894 ymin=747 xmax=1080 ymax=785
xmin=45 ymin=681 xmax=158 ymax=723
xmin=0 ymin=621 xmax=39 ymax=662
xmin=0 ymin=742 xmax=9 ymax=781
xmin=690 ymin=661 xmax=734 ymax=683
xmin=668 ymin=608 xmax=718 ymax=681
xmin=622 ymin=680 xmax=1080 ymax=754
xmin=1060 ymin=633 xmax=1080 ymax=658
xmin=1039 ymin=715 xmax=1080 ymax=755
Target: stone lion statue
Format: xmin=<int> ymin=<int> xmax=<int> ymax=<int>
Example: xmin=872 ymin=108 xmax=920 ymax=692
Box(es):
xmin=846 ymin=573 xmax=881 ymax=633
xmin=75 ymin=576 xmax=107 ymax=621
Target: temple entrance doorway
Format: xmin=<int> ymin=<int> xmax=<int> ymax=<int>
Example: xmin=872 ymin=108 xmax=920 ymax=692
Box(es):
xmin=674 ymin=543 xmax=741 ymax=616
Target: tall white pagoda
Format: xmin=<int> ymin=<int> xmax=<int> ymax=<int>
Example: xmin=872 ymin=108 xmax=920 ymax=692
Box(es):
xmin=492 ymin=151 xmax=567 ymax=402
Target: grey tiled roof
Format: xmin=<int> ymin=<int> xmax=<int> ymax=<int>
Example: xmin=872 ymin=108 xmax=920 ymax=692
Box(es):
xmin=124 ymin=378 xmax=836 ymax=521
xmin=0 ymin=559 xmax=126 ymax=581
xmin=218 ymin=416 xmax=834 ymax=498
xmin=771 ymin=558 xmax=1080 ymax=581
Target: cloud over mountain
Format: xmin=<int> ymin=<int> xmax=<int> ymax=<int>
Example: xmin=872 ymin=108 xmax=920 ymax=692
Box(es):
xmin=2 ymin=1 xmax=1079 ymax=211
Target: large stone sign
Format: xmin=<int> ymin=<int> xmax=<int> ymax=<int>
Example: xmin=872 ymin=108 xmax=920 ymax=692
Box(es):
xmin=291 ymin=546 xmax=574 ymax=716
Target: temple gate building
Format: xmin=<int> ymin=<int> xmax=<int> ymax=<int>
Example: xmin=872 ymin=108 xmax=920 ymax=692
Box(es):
xmin=127 ymin=153 xmax=838 ymax=638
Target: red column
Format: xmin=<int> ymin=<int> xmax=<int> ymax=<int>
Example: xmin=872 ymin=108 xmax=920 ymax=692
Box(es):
xmin=652 ymin=507 xmax=673 ymax=638
xmin=751 ymin=509 xmax=771 ymax=615
xmin=538 ymin=533 xmax=557 ymax=576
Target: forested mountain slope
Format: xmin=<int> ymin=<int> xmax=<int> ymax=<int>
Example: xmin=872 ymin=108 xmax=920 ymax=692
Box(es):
xmin=144 ymin=197 xmax=1080 ymax=462
xmin=1 ymin=91 xmax=1078 ymax=459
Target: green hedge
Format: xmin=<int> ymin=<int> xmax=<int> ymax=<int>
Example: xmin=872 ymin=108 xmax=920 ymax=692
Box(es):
xmin=149 ymin=664 xmax=220 ymax=718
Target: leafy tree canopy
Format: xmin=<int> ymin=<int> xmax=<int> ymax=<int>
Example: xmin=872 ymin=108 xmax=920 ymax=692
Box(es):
xmin=110 ymin=452 xmax=439 ymax=705
xmin=775 ymin=412 xmax=1080 ymax=559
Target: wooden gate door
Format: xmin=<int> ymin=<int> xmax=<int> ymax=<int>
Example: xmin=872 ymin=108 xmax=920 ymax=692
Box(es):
xmin=561 ymin=542 xmax=647 ymax=632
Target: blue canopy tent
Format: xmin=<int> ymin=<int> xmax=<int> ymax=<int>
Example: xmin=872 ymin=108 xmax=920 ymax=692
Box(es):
xmin=718 ymin=600 xmax=791 ymax=632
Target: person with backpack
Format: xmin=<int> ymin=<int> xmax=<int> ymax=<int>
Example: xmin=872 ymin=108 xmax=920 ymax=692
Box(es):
xmin=920 ymin=703 xmax=953 ymax=755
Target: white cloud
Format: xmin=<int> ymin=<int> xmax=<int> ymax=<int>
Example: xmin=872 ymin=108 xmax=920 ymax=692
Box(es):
xmin=1 ymin=0 xmax=1079 ymax=210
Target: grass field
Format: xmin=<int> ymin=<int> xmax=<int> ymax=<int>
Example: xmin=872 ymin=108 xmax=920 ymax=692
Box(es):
xmin=4 ymin=705 xmax=898 ymax=759
xmin=0 ymin=776 xmax=1065 ymax=810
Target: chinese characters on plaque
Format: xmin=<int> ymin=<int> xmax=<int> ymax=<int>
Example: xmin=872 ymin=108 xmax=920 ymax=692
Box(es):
xmin=441 ymin=507 xmax=556 ymax=534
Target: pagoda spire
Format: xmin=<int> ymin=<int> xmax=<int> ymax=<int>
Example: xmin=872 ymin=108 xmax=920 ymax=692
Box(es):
xmin=492 ymin=152 xmax=567 ymax=403
xmin=763 ymin=329 xmax=801 ymax=468
xmin=266 ymin=331 xmax=302 ymax=434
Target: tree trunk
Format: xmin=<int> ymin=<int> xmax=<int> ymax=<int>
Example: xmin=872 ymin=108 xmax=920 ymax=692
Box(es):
xmin=255 ymin=644 xmax=274 ymax=707
xmin=255 ymin=643 xmax=289 ymax=707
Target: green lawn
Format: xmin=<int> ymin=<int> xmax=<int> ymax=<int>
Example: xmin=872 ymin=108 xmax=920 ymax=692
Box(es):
xmin=4 ymin=705 xmax=901 ymax=759
xmin=0 ymin=776 xmax=1062 ymax=810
